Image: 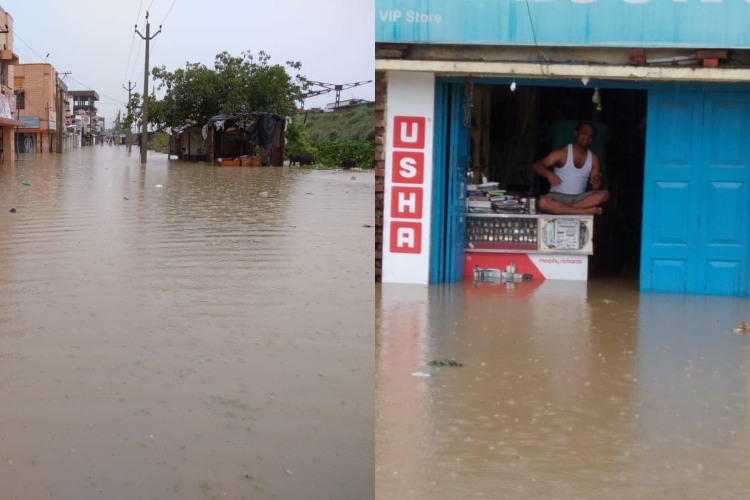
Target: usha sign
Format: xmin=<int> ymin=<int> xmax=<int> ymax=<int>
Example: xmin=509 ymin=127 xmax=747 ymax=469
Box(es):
xmin=376 ymin=0 xmax=750 ymax=49
xmin=389 ymin=116 xmax=426 ymax=254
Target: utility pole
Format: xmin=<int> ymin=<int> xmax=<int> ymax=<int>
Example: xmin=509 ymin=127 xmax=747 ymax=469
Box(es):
xmin=45 ymin=102 xmax=52 ymax=153
xmin=56 ymin=71 xmax=70 ymax=154
xmin=135 ymin=12 xmax=161 ymax=164
xmin=123 ymin=80 xmax=136 ymax=153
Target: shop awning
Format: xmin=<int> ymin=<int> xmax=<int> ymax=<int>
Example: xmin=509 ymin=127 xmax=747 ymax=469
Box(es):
xmin=0 ymin=117 xmax=28 ymax=127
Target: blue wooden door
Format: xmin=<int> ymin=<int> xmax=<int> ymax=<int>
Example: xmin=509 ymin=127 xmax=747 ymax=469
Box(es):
xmin=430 ymin=82 xmax=468 ymax=283
xmin=641 ymin=87 xmax=750 ymax=296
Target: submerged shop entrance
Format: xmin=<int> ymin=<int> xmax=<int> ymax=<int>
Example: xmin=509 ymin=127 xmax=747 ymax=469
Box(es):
xmin=431 ymin=77 xmax=750 ymax=296
xmin=431 ymin=78 xmax=647 ymax=282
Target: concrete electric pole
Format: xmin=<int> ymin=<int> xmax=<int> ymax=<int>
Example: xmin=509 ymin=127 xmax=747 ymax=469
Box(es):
xmin=123 ymin=80 xmax=136 ymax=153
xmin=45 ymin=102 xmax=52 ymax=153
xmin=135 ymin=12 xmax=161 ymax=164
xmin=56 ymin=71 xmax=70 ymax=154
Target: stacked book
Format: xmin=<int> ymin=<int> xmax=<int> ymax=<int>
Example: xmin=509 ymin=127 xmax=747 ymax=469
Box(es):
xmin=466 ymin=182 xmax=528 ymax=213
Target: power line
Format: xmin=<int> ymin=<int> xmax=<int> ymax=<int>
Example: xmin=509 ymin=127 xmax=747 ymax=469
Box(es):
xmin=121 ymin=32 xmax=139 ymax=87
xmin=122 ymin=0 xmax=147 ymax=88
xmin=150 ymin=0 xmax=179 ymax=66
xmin=68 ymin=75 xmax=126 ymax=105
xmin=124 ymin=0 xmax=177 ymax=94
xmin=13 ymin=32 xmax=48 ymax=62
xmin=160 ymin=0 xmax=178 ymax=26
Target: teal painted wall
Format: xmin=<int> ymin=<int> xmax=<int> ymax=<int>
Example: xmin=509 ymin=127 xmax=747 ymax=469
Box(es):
xmin=376 ymin=0 xmax=750 ymax=48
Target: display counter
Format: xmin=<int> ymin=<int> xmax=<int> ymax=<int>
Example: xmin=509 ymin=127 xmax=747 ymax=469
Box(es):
xmin=465 ymin=213 xmax=594 ymax=281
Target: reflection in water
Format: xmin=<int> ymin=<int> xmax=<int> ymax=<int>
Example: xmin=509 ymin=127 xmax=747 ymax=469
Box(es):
xmin=0 ymin=148 xmax=373 ymax=499
xmin=377 ymin=279 xmax=750 ymax=499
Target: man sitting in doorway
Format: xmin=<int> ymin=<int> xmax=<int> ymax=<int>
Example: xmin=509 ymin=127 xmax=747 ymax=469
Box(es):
xmin=532 ymin=121 xmax=609 ymax=215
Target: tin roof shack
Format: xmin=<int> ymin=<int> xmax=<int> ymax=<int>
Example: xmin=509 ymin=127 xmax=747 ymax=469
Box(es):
xmin=205 ymin=112 xmax=285 ymax=166
xmin=167 ymin=123 xmax=207 ymax=161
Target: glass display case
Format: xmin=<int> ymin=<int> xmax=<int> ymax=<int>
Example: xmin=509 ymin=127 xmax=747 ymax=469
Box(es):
xmin=466 ymin=213 xmax=593 ymax=255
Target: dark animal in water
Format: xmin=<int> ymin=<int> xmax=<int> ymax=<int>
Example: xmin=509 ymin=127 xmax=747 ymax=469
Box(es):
xmin=341 ymin=157 xmax=357 ymax=169
xmin=289 ymin=152 xmax=315 ymax=166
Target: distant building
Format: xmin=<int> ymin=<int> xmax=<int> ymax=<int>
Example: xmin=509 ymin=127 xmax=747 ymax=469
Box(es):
xmin=68 ymin=89 xmax=100 ymax=145
xmin=323 ymin=98 xmax=373 ymax=113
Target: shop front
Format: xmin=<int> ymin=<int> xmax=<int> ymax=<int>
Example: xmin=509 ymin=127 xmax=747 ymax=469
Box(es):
xmin=376 ymin=0 xmax=750 ymax=297
xmin=0 ymin=94 xmax=24 ymax=163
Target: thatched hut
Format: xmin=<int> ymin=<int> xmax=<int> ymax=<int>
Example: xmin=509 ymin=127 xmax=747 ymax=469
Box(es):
xmin=167 ymin=123 xmax=208 ymax=161
xmin=204 ymin=112 xmax=285 ymax=166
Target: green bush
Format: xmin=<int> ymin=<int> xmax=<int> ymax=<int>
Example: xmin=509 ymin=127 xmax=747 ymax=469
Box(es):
xmin=290 ymin=104 xmax=374 ymax=168
xmin=149 ymin=131 xmax=170 ymax=154
xmin=285 ymin=120 xmax=316 ymax=159
xmin=311 ymin=139 xmax=374 ymax=168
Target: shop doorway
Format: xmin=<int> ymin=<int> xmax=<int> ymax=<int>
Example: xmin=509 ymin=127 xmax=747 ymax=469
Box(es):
xmin=16 ymin=133 xmax=37 ymax=154
xmin=430 ymin=82 xmax=470 ymax=283
xmin=464 ymin=80 xmax=647 ymax=279
xmin=433 ymin=77 xmax=750 ymax=296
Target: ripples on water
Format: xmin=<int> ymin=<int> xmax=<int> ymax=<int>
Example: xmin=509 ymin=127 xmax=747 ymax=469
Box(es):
xmin=0 ymin=147 xmax=373 ymax=499
xmin=377 ymin=275 xmax=750 ymax=499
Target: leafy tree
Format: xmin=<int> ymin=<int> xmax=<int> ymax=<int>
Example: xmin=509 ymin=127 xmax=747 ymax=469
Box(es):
xmin=122 ymin=91 xmax=142 ymax=146
xmin=284 ymin=119 xmax=315 ymax=158
xmin=122 ymin=91 xmax=141 ymax=130
xmin=150 ymin=50 xmax=305 ymax=129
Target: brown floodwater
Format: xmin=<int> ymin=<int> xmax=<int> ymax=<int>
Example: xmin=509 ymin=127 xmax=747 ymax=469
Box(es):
xmin=0 ymin=147 xmax=373 ymax=499
xmin=377 ymin=278 xmax=750 ymax=499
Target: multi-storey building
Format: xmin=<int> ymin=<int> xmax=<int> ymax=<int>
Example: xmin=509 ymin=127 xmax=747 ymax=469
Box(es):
xmin=0 ymin=5 xmax=25 ymax=163
xmin=14 ymin=63 xmax=60 ymax=154
xmin=69 ymin=90 xmax=100 ymax=145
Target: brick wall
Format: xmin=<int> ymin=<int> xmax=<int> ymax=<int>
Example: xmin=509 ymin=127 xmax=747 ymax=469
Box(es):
xmin=374 ymin=70 xmax=386 ymax=282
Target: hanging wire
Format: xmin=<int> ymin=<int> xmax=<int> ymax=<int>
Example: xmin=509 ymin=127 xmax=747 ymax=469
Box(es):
xmin=463 ymin=76 xmax=473 ymax=129
xmin=13 ymin=32 xmax=49 ymax=62
xmin=121 ymin=0 xmax=147 ymax=95
xmin=524 ymin=0 xmax=550 ymax=77
xmin=160 ymin=0 xmax=178 ymax=26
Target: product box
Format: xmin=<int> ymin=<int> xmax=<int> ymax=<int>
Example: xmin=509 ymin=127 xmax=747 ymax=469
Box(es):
xmin=537 ymin=216 xmax=594 ymax=254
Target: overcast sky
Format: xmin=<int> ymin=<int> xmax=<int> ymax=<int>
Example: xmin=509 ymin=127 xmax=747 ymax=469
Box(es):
xmin=7 ymin=0 xmax=374 ymax=127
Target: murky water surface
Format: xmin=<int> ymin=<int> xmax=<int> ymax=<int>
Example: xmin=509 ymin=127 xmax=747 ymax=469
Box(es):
xmin=0 ymin=148 xmax=373 ymax=499
xmin=377 ymin=279 xmax=750 ymax=499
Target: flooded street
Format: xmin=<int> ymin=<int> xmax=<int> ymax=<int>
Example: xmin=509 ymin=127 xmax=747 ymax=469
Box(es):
xmin=0 ymin=147 xmax=373 ymax=499
xmin=377 ymin=279 xmax=750 ymax=499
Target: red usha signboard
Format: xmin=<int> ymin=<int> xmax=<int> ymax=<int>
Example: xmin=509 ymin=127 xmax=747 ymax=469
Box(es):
xmin=389 ymin=116 xmax=426 ymax=254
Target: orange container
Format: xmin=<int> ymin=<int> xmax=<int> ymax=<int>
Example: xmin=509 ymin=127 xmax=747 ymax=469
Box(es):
xmin=241 ymin=156 xmax=261 ymax=166
xmin=221 ymin=157 xmax=241 ymax=166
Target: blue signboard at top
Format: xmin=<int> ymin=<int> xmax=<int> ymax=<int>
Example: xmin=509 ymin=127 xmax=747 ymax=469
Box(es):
xmin=18 ymin=116 xmax=41 ymax=129
xmin=376 ymin=0 xmax=750 ymax=49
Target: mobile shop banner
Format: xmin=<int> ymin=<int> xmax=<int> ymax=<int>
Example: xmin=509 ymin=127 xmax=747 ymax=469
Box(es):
xmin=376 ymin=0 xmax=750 ymax=49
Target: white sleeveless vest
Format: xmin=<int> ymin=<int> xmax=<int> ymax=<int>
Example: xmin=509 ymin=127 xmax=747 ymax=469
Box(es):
xmin=550 ymin=144 xmax=592 ymax=195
